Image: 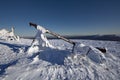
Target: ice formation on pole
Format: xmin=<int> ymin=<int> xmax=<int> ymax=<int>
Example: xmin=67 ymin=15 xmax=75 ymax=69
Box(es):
xmin=27 ymin=25 xmax=55 ymax=55
xmin=33 ymin=25 xmax=55 ymax=48
xmin=0 ymin=27 xmax=19 ymax=41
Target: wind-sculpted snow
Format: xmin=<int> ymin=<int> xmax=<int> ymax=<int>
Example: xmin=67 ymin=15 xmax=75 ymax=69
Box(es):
xmin=0 ymin=39 xmax=120 ymax=80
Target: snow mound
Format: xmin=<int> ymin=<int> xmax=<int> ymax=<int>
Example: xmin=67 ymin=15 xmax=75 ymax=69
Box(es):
xmin=74 ymin=43 xmax=106 ymax=63
xmin=27 ymin=45 xmax=40 ymax=56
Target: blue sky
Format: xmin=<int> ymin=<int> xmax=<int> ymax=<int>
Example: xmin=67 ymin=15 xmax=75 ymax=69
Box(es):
xmin=0 ymin=0 xmax=120 ymax=36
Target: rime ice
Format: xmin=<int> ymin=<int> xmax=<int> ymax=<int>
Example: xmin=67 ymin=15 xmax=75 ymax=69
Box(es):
xmin=0 ymin=27 xmax=19 ymax=41
xmin=27 ymin=25 xmax=55 ymax=55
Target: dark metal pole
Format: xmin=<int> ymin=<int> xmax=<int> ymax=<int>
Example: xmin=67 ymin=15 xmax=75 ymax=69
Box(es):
xmin=46 ymin=30 xmax=75 ymax=45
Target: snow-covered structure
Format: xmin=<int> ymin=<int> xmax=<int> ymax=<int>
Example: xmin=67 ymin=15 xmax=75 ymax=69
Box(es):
xmin=0 ymin=27 xmax=19 ymax=41
xmin=27 ymin=25 xmax=55 ymax=55
xmin=27 ymin=24 xmax=106 ymax=64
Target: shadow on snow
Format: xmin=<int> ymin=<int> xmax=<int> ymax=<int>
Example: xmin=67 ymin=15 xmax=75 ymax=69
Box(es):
xmin=39 ymin=49 xmax=71 ymax=65
xmin=0 ymin=41 xmax=71 ymax=71
xmin=0 ymin=41 xmax=29 ymax=53
xmin=0 ymin=60 xmax=18 ymax=76
xmin=29 ymin=48 xmax=71 ymax=65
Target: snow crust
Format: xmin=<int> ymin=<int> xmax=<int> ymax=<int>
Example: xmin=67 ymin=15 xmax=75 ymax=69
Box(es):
xmin=0 ymin=38 xmax=120 ymax=80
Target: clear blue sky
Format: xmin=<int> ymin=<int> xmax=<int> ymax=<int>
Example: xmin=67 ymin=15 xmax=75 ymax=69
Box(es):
xmin=0 ymin=0 xmax=120 ymax=36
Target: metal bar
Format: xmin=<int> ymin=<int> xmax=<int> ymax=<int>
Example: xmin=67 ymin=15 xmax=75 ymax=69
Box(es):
xmin=46 ymin=30 xmax=75 ymax=45
xmin=29 ymin=22 xmax=76 ymax=45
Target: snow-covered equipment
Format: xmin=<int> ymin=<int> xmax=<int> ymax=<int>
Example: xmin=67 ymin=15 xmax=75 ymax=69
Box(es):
xmin=0 ymin=27 xmax=20 ymax=41
xmin=29 ymin=22 xmax=106 ymax=54
xmin=29 ymin=22 xmax=75 ymax=52
xmin=27 ymin=23 xmax=56 ymax=55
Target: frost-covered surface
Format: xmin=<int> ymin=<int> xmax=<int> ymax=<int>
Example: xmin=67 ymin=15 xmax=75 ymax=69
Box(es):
xmin=0 ymin=39 xmax=120 ymax=80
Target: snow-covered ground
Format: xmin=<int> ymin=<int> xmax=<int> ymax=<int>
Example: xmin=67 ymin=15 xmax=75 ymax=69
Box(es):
xmin=0 ymin=38 xmax=120 ymax=80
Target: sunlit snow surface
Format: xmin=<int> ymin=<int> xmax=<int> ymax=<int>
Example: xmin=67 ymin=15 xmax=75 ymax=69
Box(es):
xmin=0 ymin=39 xmax=120 ymax=80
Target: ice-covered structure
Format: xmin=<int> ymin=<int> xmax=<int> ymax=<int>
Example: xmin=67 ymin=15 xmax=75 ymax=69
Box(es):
xmin=0 ymin=27 xmax=20 ymax=41
xmin=27 ymin=25 xmax=55 ymax=55
xmin=27 ymin=24 xmax=106 ymax=64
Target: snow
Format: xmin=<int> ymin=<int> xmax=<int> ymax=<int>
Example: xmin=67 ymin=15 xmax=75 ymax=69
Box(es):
xmin=73 ymin=43 xmax=106 ymax=64
xmin=0 ymin=38 xmax=119 ymax=80
xmin=36 ymin=25 xmax=47 ymax=33
xmin=0 ymin=29 xmax=120 ymax=80
xmin=0 ymin=29 xmax=9 ymax=36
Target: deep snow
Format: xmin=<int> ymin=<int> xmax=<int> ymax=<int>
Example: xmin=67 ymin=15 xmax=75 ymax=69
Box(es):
xmin=0 ymin=39 xmax=120 ymax=80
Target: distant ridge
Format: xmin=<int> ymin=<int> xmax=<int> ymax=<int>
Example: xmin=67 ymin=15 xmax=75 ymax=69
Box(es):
xmin=64 ymin=35 xmax=120 ymax=41
xmin=21 ymin=34 xmax=120 ymax=41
